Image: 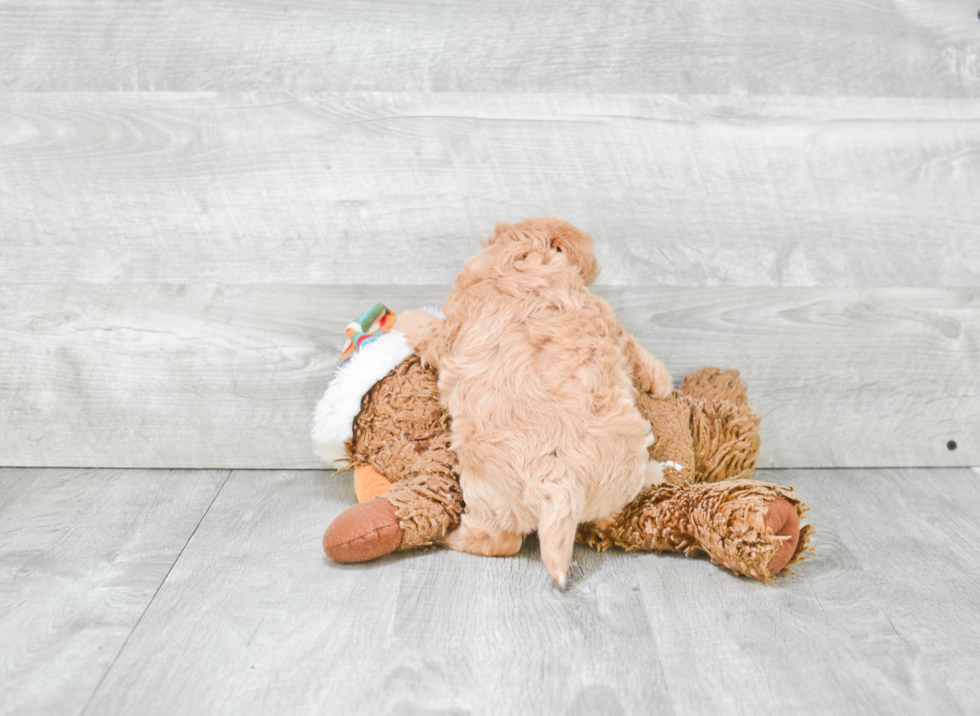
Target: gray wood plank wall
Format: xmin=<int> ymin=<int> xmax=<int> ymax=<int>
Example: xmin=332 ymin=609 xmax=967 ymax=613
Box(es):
xmin=2 ymin=1 xmax=978 ymax=96
xmin=1 ymin=2 xmax=978 ymax=468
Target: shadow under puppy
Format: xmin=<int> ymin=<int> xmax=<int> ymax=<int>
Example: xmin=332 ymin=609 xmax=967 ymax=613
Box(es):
xmin=399 ymin=217 xmax=673 ymax=586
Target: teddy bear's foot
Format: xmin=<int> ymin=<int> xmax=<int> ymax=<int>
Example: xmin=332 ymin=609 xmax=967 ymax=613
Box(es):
xmin=764 ymin=497 xmax=801 ymax=575
xmin=576 ymin=480 xmax=813 ymax=582
xmin=323 ymin=499 xmax=403 ymax=563
xmin=685 ymin=482 xmax=811 ymax=581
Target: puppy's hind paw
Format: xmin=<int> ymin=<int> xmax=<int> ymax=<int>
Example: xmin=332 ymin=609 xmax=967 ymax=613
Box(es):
xmin=442 ymin=519 xmax=523 ymax=557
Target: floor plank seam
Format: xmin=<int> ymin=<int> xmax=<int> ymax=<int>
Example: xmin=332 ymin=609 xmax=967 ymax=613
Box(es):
xmin=75 ymin=469 xmax=233 ymax=716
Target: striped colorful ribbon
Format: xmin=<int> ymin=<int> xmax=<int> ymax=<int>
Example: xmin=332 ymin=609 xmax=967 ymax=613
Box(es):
xmin=329 ymin=303 xmax=397 ymax=381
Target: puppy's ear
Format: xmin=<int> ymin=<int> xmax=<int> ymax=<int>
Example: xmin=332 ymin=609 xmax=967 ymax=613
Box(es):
xmin=485 ymin=221 xmax=516 ymax=247
xmin=546 ymin=219 xmax=600 ymax=285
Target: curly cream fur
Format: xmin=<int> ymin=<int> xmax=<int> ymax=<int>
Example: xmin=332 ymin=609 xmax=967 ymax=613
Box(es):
xmin=399 ymin=217 xmax=672 ymax=585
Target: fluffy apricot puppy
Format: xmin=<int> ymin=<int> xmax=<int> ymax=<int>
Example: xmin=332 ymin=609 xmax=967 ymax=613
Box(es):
xmin=398 ymin=217 xmax=673 ymax=586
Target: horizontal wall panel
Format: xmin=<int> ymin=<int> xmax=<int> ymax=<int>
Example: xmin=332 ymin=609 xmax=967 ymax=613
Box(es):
xmin=1 ymin=284 xmax=975 ymax=469
xmin=0 ymin=1 xmax=977 ymax=96
xmin=2 ymin=93 xmax=979 ymax=287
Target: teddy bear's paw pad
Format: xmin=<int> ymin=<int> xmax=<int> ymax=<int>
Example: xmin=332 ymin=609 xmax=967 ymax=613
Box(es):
xmin=323 ymin=499 xmax=403 ymax=562
xmin=763 ymin=498 xmax=800 ymax=576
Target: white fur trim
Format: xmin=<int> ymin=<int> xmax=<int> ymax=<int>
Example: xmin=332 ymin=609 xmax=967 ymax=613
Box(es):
xmin=311 ymin=330 xmax=413 ymax=464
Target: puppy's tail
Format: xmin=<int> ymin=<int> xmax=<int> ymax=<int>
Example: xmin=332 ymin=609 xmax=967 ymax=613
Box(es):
xmin=537 ymin=495 xmax=578 ymax=589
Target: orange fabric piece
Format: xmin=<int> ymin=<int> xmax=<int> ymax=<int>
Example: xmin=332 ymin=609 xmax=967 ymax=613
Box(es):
xmin=354 ymin=465 xmax=393 ymax=502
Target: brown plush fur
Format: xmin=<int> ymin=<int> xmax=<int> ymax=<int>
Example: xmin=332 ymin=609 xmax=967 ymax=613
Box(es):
xmin=634 ymin=370 xmax=762 ymax=487
xmin=345 ymin=356 xmax=462 ymax=550
xmin=635 ymin=392 xmax=696 ymax=486
xmin=577 ymin=480 xmax=813 ymax=583
xmin=398 ymin=217 xmax=672 ymax=585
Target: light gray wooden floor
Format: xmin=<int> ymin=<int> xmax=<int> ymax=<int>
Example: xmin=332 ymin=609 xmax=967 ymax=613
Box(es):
xmin=2 ymin=466 xmax=979 ymax=716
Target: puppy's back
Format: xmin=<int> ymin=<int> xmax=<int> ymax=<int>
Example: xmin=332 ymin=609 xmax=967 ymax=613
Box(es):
xmin=442 ymin=236 xmax=656 ymax=584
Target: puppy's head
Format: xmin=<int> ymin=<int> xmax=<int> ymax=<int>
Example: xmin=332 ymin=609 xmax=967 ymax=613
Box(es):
xmin=486 ymin=217 xmax=600 ymax=284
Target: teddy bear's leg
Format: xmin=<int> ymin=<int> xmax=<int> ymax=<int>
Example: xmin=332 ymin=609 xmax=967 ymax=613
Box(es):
xmin=323 ymin=499 xmax=403 ymax=563
xmin=323 ymin=451 xmax=464 ymax=563
xmin=321 ymin=465 xmax=402 ymax=562
xmin=683 ymin=482 xmax=812 ymax=579
xmin=323 ymin=348 xmax=466 ymax=563
xmin=383 ymin=450 xmax=464 ymax=550
xmin=578 ymin=480 xmax=813 ymax=582
xmin=677 ymin=481 xmax=813 ymax=579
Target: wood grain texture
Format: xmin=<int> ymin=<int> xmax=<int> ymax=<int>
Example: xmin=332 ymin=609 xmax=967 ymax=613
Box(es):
xmin=68 ymin=467 xmax=980 ymax=716
xmin=2 ymin=93 xmax=979 ymax=287
xmin=1 ymin=284 xmax=976 ymax=469
xmin=380 ymin=535 xmax=673 ymax=715
xmin=82 ymin=469 xmax=409 ymax=716
xmin=803 ymin=468 xmax=980 ymax=712
xmin=1 ymin=1 xmax=978 ymax=96
xmin=0 ymin=467 xmax=227 ymax=716
xmin=630 ymin=467 xmax=980 ymax=716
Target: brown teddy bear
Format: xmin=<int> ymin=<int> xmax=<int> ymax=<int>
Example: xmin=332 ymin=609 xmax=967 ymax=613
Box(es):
xmin=313 ymin=305 xmax=813 ymax=583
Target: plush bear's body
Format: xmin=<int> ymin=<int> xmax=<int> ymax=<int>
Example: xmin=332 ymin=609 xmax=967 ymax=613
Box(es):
xmin=321 ymin=354 xmax=813 ymax=582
